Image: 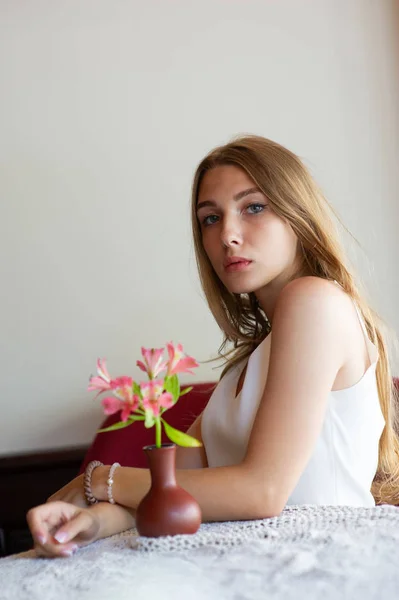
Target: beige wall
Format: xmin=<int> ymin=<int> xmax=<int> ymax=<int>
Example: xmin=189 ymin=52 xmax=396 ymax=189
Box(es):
xmin=1 ymin=0 xmax=398 ymax=456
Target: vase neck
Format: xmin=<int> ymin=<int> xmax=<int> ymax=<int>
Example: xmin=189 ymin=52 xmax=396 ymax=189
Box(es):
xmin=144 ymin=444 xmax=177 ymax=488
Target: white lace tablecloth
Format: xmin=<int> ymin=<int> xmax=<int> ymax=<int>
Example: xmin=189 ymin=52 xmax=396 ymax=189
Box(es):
xmin=1 ymin=504 xmax=399 ymax=600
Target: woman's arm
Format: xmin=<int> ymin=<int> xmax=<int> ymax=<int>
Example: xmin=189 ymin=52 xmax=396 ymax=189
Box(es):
xmin=27 ymin=501 xmax=136 ymax=557
xmin=28 ymin=418 xmax=207 ymax=555
xmin=44 ymin=414 xmax=209 ymax=509
xmin=91 ymin=277 xmax=346 ymax=522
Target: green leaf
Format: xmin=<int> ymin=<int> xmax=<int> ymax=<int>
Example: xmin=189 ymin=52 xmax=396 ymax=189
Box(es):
xmin=144 ymin=411 xmax=155 ymax=429
xmin=132 ymin=381 xmax=142 ymax=397
xmin=179 ymin=386 xmax=193 ymax=397
xmin=161 ymin=419 xmax=202 ymax=447
xmin=97 ymin=415 xmax=144 ymax=433
xmin=163 ymin=374 xmax=180 ymax=403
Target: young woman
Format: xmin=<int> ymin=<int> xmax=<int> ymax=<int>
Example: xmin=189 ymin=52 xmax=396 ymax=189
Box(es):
xmin=27 ymin=135 xmax=399 ymax=558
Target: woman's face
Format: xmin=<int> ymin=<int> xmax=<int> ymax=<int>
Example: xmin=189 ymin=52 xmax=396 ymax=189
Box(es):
xmin=197 ymin=165 xmax=301 ymax=297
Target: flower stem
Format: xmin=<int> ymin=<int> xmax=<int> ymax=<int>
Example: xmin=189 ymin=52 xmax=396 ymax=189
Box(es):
xmin=155 ymin=418 xmax=161 ymax=448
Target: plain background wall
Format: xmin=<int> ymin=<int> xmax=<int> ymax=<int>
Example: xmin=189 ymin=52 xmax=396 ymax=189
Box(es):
xmin=1 ymin=0 xmax=398 ymax=456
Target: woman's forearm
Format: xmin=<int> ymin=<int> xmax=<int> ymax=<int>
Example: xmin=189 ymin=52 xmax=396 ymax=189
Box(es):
xmin=90 ymin=502 xmax=136 ymax=541
xmin=92 ymin=464 xmax=276 ymax=522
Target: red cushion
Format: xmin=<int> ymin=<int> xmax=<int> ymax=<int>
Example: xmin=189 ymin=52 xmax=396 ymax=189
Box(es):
xmin=79 ymin=382 xmax=216 ymax=472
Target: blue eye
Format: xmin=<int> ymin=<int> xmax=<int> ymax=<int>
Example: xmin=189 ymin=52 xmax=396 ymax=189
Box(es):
xmin=202 ymin=214 xmax=219 ymax=226
xmin=246 ymin=203 xmax=266 ymax=214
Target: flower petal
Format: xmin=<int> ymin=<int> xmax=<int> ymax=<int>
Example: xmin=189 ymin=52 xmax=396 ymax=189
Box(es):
xmin=140 ymin=379 xmax=164 ymax=400
xmin=159 ymin=392 xmax=174 ymax=410
xmin=131 ymin=394 xmax=140 ymax=411
xmin=110 ymin=376 xmax=133 ymax=389
xmin=166 ymin=342 xmax=175 ymax=364
xmin=121 ymin=403 xmax=132 ymax=422
xmin=169 ymin=356 xmax=199 ymax=376
xmin=97 ymin=358 xmax=111 ymax=382
xmin=140 ymin=347 xmax=167 ymax=378
xmin=88 ymin=376 xmax=111 ymax=392
xmin=136 ymin=360 xmax=148 ymax=374
xmin=101 ymin=396 xmax=122 ymax=415
xmin=166 ymin=342 xmax=189 ymax=376
xmin=142 ymin=398 xmax=160 ymax=418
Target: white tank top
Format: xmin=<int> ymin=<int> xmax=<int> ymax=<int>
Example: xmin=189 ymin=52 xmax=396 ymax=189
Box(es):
xmin=202 ymin=303 xmax=385 ymax=507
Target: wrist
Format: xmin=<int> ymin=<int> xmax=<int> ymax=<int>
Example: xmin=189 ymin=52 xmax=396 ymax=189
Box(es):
xmin=91 ymin=465 xmax=109 ymax=502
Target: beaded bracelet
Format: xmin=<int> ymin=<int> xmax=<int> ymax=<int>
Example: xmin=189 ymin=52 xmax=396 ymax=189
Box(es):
xmin=83 ymin=460 xmax=104 ymax=506
xmin=106 ymin=462 xmax=121 ymax=504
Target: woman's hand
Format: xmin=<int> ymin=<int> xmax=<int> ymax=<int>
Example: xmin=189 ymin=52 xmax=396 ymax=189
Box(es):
xmin=27 ymin=501 xmax=100 ymax=558
xmin=47 ymin=474 xmax=87 ymax=507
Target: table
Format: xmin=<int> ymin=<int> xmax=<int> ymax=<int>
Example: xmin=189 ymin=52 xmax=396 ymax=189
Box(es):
xmin=1 ymin=504 xmax=399 ymax=600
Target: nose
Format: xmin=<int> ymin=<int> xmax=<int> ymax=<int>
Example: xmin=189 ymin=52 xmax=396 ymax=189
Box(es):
xmin=221 ymin=215 xmax=243 ymax=248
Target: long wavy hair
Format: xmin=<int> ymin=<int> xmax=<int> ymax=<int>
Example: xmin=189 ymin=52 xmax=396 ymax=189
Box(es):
xmin=191 ymin=134 xmax=399 ymax=505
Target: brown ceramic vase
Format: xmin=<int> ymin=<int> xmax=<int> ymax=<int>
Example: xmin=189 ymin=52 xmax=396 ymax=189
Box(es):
xmin=135 ymin=443 xmax=202 ymax=537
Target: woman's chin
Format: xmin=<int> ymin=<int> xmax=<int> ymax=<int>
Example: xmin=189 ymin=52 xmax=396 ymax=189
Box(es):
xmin=223 ymin=275 xmax=272 ymax=296
xmin=223 ymin=281 xmax=257 ymax=295
xmin=219 ymin=270 xmax=269 ymax=295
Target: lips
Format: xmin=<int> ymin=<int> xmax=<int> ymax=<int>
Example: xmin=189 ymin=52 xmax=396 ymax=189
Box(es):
xmin=223 ymin=256 xmax=251 ymax=268
xmin=223 ymin=257 xmax=253 ymax=272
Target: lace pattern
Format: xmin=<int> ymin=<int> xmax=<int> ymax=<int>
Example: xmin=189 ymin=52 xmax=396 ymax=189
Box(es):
xmin=2 ymin=505 xmax=399 ymax=600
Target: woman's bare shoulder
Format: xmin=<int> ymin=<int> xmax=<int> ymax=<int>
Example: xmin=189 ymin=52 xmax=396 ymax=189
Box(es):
xmin=277 ymin=276 xmax=350 ymax=314
xmin=274 ymin=276 xmax=359 ymax=349
xmin=281 ymin=276 xmax=343 ymax=297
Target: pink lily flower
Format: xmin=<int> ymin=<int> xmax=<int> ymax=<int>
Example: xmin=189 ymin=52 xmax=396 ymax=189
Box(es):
xmin=110 ymin=376 xmax=134 ymax=401
xmin=140 ymin=380 xmax=174 ymax=418
xmin=137 ymin=347 xmax=168 ymax=379
xmin=166 ymin=342 xmax=199 ymax=376
xmin=88 ymin=358 xmax=112 ymax=397
xmin=102 ymin=378 xmax=139 ymax=421
xmin=101 ymin=393 xmax=140 ymax=422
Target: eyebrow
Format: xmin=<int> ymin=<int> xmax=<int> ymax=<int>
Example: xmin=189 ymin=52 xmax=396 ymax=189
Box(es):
xmin=196 ymin=187 xmax=262 ymax=212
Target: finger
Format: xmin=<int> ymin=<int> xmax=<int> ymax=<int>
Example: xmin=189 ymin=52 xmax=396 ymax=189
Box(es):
xmin=27 ymin=505 xmax=54 ymax=545
xmin=31 ymin=510 xmax=82 ymax=558
xmin=27 ymin=502 xmax=79 ymax=546
xmin=34 ymin=540 xmax=79 ymax=559
xmin=53 ymin=510 xmax=98 ymax=545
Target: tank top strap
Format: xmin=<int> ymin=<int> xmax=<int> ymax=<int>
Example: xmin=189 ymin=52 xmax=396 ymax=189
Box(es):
xmin=352 ymin=301 xmax=373 ymax=364
xmin=332 ymin=279 xmax=376 ymax=365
